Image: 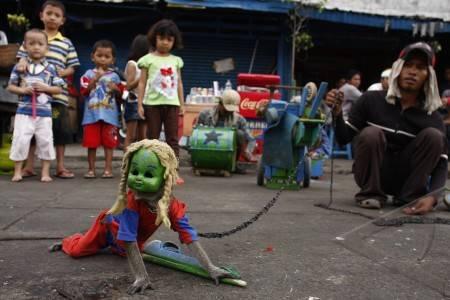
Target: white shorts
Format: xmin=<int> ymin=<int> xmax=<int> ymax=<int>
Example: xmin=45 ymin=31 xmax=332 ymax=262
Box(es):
xmin=9 ymin=114 xmax=55 ymax=161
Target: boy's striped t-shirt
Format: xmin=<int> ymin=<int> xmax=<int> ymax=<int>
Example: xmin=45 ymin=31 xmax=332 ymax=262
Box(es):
xmin=17 ymin=32 xmax=80 ymax=106
xmin=9 ymin=59 xmax=66 ymax=117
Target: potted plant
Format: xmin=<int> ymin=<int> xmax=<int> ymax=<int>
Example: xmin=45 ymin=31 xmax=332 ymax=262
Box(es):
xmin=0 ymin=13 xmax=30 ymax=69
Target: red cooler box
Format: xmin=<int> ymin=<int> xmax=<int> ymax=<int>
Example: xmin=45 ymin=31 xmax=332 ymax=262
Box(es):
xmin=237 ymin=73 xmax=281 ymax=119
xmin=237 ymin=73 xmax=281 ymax=160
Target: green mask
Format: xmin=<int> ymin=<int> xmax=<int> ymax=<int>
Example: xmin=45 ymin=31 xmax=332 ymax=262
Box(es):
xmin=127 ymin=148 xmax=165 ymax=193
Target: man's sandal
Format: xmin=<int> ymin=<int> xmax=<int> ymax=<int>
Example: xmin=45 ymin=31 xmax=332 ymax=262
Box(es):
xmin=358 ymin=199 xmax=382 ymax=209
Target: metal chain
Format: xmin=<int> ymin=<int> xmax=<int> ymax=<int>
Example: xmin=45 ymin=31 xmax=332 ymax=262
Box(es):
xmin=314 ymin=203 xmax=376 ymax=220
xmin=198 ymin=156 xmax=305 ymax=238
xmin=199 ymin=100 xmax=334 ymax=239
xmin=198 ymin=188 xmax=284 ymax=238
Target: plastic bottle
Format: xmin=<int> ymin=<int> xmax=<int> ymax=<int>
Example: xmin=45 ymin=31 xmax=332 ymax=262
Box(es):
xmin=225 ymin=79 xmax=232 ymax=90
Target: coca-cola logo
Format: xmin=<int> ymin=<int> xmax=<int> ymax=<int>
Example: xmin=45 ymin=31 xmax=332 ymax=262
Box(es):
xmin=240 ymin=98 xmax=269 ymax=111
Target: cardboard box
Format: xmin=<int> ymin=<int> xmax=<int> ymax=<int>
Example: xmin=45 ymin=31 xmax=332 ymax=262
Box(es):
xmin=183 ymin=103 xmax=215 ymax=136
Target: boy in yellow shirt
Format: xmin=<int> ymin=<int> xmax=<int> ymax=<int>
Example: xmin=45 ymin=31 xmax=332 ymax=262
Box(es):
xmin=17 ymin=0 xmax=80 ymax=179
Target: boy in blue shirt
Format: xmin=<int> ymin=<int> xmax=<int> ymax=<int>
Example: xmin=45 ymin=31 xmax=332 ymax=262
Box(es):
xmin=8 ymin=29 xmax=65 ymax=182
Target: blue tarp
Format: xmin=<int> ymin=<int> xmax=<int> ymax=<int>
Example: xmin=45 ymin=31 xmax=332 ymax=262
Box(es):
xmin=164 ymin=0 xmax=293 ymax=13
xmin=165 ymin=0 xmax=450 ymax=33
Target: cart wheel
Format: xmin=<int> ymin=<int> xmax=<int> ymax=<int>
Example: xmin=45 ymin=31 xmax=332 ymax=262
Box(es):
xmin=256 ymin=158 xmax=264 ymax=186
xmin=303 ymin=156 xmax=311 ymax=188
xmin=193 ymin=169 xmax=201 ymax=176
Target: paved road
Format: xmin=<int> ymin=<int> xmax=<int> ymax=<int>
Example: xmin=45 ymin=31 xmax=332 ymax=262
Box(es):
xmin=1 ymin=159 xmax=449 ymax=299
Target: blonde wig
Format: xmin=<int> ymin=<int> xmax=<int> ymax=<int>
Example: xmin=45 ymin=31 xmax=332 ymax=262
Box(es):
xmin=107 ymin=139 xmax=179 ymax=228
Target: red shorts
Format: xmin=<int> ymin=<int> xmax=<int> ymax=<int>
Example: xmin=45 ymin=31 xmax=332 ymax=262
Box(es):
xmin=83 ymin=121 xmax=119 ymax=149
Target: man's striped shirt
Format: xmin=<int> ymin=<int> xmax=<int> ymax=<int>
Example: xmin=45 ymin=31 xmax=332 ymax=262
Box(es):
xmin=17 ymin=32 xmax=80 ymax=106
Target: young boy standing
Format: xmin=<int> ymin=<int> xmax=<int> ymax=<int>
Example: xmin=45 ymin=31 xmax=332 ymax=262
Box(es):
xmin=17 ymin=0 xmax=80 ymax=179
xmin=8 ymin=29 xmax=65 ymax=182
xmin=80 ymin=40 xmax=123 ymax=179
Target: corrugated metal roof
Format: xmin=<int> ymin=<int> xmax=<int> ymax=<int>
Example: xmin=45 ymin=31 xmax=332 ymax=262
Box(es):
xmin=69 ymin=0 xmax=450 ymax=33
xmin=82 ymin=0 xmax=154 ymax=2
xmin=300 ymin=0 xmax=450 ymax=22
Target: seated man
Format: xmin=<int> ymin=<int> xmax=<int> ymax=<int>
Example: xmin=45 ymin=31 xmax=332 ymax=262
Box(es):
xmin=367 ymin=68 xmax=391 ymax=91
xmin=196 ymin=89 xmax=255 ymax=172
xmin=325 ymin=42 xmax=447 ymax=214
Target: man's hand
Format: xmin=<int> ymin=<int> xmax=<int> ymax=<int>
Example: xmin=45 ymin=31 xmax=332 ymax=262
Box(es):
xmin=403 ymin=196 xmax=436 ymax=215
xmin=324 ymin=89 xmax=344 ymax=116
xmin=179 ymin=105 xmax=185 ymax=116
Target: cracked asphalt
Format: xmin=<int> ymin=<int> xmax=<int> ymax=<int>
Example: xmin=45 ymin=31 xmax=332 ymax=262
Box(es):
xmin=1 ymin=151 xmax=450 ymax=300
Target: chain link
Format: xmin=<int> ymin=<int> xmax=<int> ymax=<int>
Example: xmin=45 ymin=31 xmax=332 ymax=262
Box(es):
xmin=198 ymin=158 xmax=304 ymax=238
xmin=198 ymin=98 xmax=332 ymax=239
xmin=314 ymin=203 xmax=376 ymax=220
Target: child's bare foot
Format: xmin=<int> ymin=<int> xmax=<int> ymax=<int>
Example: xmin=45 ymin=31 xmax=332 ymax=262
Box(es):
xmin=11 ymin=174 xmax=23 ymax=182
xmin=41 ymin=176 xmax=53 ymax=183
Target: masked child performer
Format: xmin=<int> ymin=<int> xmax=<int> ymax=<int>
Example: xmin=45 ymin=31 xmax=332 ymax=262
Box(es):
xmin=49 ymin=139 xmax=237 ymax=294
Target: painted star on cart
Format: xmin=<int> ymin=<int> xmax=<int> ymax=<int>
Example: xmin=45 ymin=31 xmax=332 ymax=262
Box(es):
xmin=203 ymin=130 xmax=222 ymax=144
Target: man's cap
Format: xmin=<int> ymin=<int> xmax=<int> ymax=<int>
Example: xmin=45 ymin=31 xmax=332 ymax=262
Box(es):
xmin=219 ymin=89 xmax=240 ymax=112
xmin=399 ymin=42 xmax=435 ymax=67
xmin=381 ymin=69 xmax=391 ymax=78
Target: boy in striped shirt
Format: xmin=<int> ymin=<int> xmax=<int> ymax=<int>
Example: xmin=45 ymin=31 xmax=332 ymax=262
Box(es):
xmin=8 ymin=29 xmax=65 ymax=182
xmin=17 ymin=0 xmax=80 ymax=179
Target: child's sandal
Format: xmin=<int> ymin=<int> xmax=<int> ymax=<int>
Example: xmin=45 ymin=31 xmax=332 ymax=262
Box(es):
xmin=101 ymin=171 xmax=114 ymax=179
xmin=84 ymin=171 xmax=96 ymax=179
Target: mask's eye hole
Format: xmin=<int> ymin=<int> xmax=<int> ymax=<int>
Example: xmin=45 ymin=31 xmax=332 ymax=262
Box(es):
xmin=131 ymin=168 xmax=139 ymax=176
xmin=144 ymin=171 xmax=153 ymax=178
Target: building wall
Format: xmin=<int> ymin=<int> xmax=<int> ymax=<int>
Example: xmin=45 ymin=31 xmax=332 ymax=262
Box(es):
xmin=61 ymin=4 xmax=291 ymax=95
